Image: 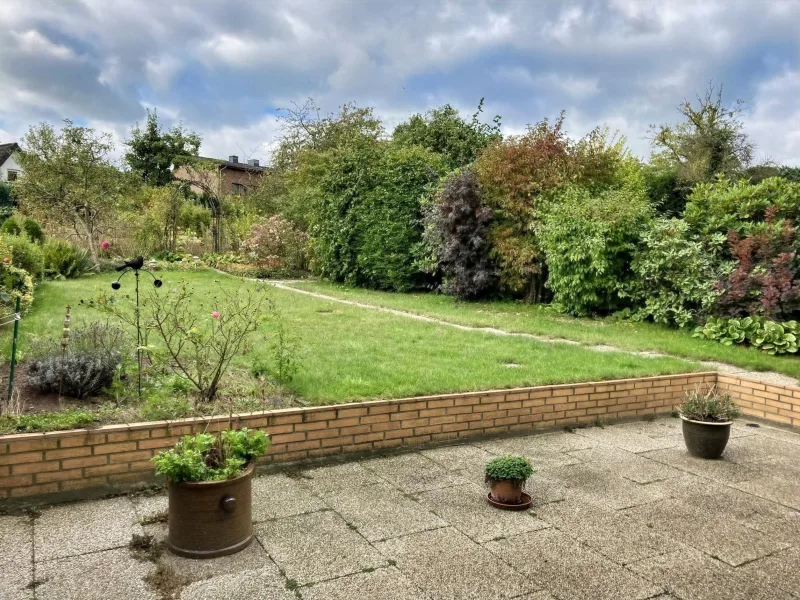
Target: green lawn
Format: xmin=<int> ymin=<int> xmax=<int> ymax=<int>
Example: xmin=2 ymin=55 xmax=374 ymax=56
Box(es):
xmin=6 ymin=269 xmax=699 ymax=406
xmin=287 ymin=280 xmax=800 ymax=378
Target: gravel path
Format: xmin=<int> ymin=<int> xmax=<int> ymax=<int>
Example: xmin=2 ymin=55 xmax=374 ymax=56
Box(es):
xmin=268 ymin=280 xmax=799 ymax=388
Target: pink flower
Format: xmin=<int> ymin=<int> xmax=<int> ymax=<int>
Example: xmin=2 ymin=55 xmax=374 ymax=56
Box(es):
xmin=2 ymin=257 xmax=9 ymax=263
xmin=211 ymin=311 xmax=220 ymax=319
xmin=100 ymin=240 xmax=110 ymax=249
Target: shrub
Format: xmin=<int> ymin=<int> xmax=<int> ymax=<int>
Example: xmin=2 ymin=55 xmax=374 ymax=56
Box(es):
xmin=42 ymin=239 xmax=94 ymax=278
xmin=693 ymin=316 xmax=800 ymax=355
xmin=0 ymin=263 xmax=34 ymax=312
xmin=474 ymin=114 xmax=575 ymax=301
xmin=309 ymin=142 xmax=446 ymax=291
xmin=424 ymin=168 xmax=495 ymax=300
xmin=684 ymin=177 xmax=800 ymax=242
xmin=715 ymin=219 xmax=800 ymax=320
xmin=152 ymin=429 xmax=270 ymax=482
xmin=485 ymin=455 xmax=534 ymax=487
xmin=392 ymin=101 xmax=501 ymax=170
xmin=540 ymin=185 xmax=651 ymax=315
xmin=678 ymin=386 xmax=741 ymax=422
xmin=27 ymin=352 xmax=120 ymax=399
xmin=0 ymin=214 xmax=45 ymax=244
xmin=242 ymin=215 xmax=308 ymax=273
xmin=2 ymin=234 xmax=44 ymax=278
xmin=623 ymin=219 xmax=720 ymax=327
xmin=145 ymin=281 xmax=274 ymax=401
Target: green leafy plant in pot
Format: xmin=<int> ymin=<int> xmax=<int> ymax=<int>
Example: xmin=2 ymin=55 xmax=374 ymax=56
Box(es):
xmin=485 ymin=455 xmax=534 ymax=509
xmin=678 ymin=386 xmax=741 ymax=459
xmin=153 ymin=428 xmax=269 ymax=558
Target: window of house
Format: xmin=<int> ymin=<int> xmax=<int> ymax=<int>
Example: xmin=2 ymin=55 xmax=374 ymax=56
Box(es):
xmin=231 ymin=183 xmax=246 ymax=195
xmin=7 ymin=170 xmax=18 ymax=182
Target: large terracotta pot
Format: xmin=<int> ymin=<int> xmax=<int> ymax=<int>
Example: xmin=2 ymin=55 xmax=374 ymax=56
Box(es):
xmin=167 ymin=463 xmax=254 ymax=559
xmin=680 ymin=415 xmax=732 ymax=459
xmin=489 ymin=479 xmax=523 ymax=504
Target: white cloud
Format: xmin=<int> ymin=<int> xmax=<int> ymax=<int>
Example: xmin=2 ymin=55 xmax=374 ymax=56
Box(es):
xmin=745 ymin=68 xmax=800 ymax=166
xmin=12 ymin=30 xmax=77 ymax=61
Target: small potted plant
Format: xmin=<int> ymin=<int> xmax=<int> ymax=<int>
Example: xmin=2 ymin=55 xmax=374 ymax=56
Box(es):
xmin=678 ymin=386 xmax=741 ymax=459
xmin=153 ymin=428 xmax=270 ymax=558
xmin=485 ymin=455 xmax=534 ymax=510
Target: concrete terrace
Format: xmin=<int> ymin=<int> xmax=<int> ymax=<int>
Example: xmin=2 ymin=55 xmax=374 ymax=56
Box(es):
xmin=2 ymin=417 xmax=800 ymax=600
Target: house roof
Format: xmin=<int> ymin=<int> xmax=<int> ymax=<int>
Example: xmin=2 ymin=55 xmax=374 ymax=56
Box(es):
xmin=196 ymin=155 xmax=265 ymax=174
xmin=0 ymin=143 xmax=20 ymax=167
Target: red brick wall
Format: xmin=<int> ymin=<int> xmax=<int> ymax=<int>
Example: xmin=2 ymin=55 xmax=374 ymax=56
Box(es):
xmin=0 ymin=372 xmax=747 ymax=504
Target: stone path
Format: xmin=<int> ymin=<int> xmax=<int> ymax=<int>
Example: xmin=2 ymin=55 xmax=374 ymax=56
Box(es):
xmin=3 ymin=417 xmax=799 ymax=599
xmin=268 ymin=282 xmax=800 ymax=388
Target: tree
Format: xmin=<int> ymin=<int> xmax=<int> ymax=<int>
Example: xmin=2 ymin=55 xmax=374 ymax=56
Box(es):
xmin=474 ymin=113 xmax=574 ymax=302
xmin=392 ymin=100 xmax=502 ymax=170
xmin=16 ymin=120 xmax=127 ymax=262
xmin=650 ymin=85 xmax=754 ymax=187
xmin=125 ymin=109 xmax=201 ymax=186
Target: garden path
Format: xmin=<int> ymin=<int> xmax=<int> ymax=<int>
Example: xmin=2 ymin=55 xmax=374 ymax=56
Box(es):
xmin=268 ymin=281 xmax=799 ymax=388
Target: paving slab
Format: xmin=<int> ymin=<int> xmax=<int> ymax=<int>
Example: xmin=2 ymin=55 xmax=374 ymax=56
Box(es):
xmin=251 ymin=473 xmax=326 ymax=521
xmin=375 ymin=527 xmax=535 ymax=600
xmin=323 ymin=481 xmax=446 ymax=541
xmin=255 ymin=509 xmax=385 ymax=584
xmin=361 ymin=453 xmax=466 ymax=493
xmin=0 ymin=515 xmax=33 ymax=600
xmin=300 ymin=566 xmax=429 ymax=600
xmin=546 ymin=462 xmax=667 ymax=510
xmin=130 ymin=492 xmax=168 ymax=524
xmin=623 ymin=498 xmax=790 ymax=567
xmin=535 ymin=498 xmax=682 ymax=565
xmin=161 ymin=535 xmax=280 ymax=583
xmin=736 ymin=546 xmax=800 ymax=599
xmin=485 ymin=528 xmax=662 ymax=600
xmin=477 ymin=433 xmax=588 ymax=470
xmin=567 ymin=445 xmax=683 ymax=484
xmin=573 ymin=424 xmax=685 ymax=453
xmin=420 ymin=444 xmax=497 ymax=473
xmin=640 ymin=446 xmax=763 ymax=484
xmin=297 ymin=462 xmax=381 ymax=495
xmin=179 ymin=568 xmax=295 ymax=600
xmin=34 ymin=547 xmax=157 ymax=600
xmin=627 ymin=547 xmax=794 ymax=600
xmin=34 ymin=496 xmax=141 ymax=561
xmin=417 ymin=483 xmax=549 ymax=543
xmin=732 ymin=475 xmax=800 ymax=510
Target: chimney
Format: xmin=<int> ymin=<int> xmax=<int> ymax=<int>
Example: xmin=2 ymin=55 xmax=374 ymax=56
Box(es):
xmin=228 ymin=155 xmax=238 ymax=163
xmin=247 ymin=159 xmax=260 ymax=167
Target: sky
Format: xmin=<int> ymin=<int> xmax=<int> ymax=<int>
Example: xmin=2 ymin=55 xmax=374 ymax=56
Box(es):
xmin=0 ymin=0 xmax=798 ymax=166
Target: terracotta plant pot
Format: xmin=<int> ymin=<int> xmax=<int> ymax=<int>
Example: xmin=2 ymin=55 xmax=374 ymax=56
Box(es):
xmin=167 ymin=463 xmax=254 ymax=559
xmin=680 ymin=415 xmax=732 ymax=459
xmin=489 ymin=479 xmax=523 ymax=504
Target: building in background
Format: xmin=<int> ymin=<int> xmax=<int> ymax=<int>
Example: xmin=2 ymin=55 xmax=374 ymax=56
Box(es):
xmin=174 ymin=154 xmax=265 ymax=198
xmin=0 ymin=143 xmax=22 ymax=182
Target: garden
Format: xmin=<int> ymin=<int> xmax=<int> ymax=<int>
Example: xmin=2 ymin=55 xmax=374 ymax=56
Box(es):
xmin=2 ymin=88 xmax=800 ymax=600
xmin=2 ymin=88 xmax=800 ymax=434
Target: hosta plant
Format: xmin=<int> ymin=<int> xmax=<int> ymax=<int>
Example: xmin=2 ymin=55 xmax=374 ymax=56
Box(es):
xmin=153 ymin=429 xmax=270 ymax=483
xmin=485 ymin=455 xmax=534 ymax=489
xmin=694 ymin=316 xmax=799 ymax=355
xmin=678 ymin=386 xmax=741 ymax=423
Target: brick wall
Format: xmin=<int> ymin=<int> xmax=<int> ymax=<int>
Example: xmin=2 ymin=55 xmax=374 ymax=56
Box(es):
xmin=0 ymin=371 xmax=755 ymax=505
xmin=717 ymin=374 xmax=800 ymax=427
